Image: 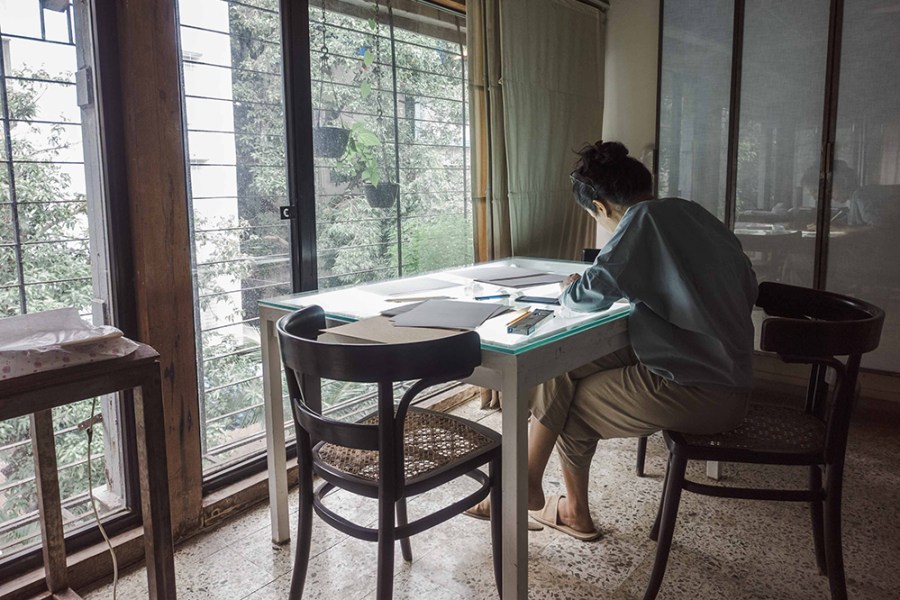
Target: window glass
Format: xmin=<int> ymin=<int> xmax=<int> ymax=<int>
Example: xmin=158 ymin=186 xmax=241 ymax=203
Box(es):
xmin=311 ymin=0 xmax=471 ymax=289
xmin=0 ymin=0 xmax=126 ymax=560
xmin=178 ymin=0 xmax=293 ymax=474
xmin=734 ymin=0 xmax=829 ymax=287
xmin=310 ymin=0 xmax=470 ymax=418
xmin=657 ymin=0 xmax=733 ymax=219
xmin=180 ymin=1 xmax=471 ymax=475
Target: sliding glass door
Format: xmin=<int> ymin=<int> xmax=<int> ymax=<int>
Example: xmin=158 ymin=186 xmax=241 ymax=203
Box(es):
xmin=657 ymin=0 xmax=733 ymax=220
xmin=828 ymin=0 xmax=900 ymax=372
xmin=658 ymin=0 xmax=900 ymax=373
xmin=734 ymin=0 xmax=830 ymax=287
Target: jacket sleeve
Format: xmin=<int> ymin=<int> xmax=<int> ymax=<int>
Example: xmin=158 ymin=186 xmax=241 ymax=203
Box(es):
xmin=559 ymin=215 xmax=636 ymax=312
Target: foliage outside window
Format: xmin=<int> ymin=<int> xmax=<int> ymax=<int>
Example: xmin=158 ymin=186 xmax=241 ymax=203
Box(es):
xmin=180 ymin=0 xmax=471 ymax=477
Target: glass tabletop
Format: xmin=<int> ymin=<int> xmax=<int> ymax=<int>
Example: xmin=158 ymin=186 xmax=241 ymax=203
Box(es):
xmin=259 ymin=257 xmax=631 ymax=355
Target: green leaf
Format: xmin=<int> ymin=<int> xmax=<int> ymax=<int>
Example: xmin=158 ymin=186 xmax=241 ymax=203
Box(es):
xmin=360 ymin=81 xmax=371 ymax=99
xmin=363 ymin=49 xmax=374 ymax=68
xmin=368 ymin=18 xmax=377 ymax=30
xmin=355 ymin=129 xmax=381 ymax=146
xmin=364 ymin=165 xmax=380 ymax=186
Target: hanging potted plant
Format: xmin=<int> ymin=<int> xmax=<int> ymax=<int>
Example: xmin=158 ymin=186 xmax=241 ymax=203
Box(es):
xmin=337 ymin=123 xmax=397 ymax=208
xmin=364 ymin=179 xmax=399 ymax=209
xmin=313 ymin=123 xmax=350 ymax=159
xmin=312 ymin=2 xmax=350 ymax=158
xmin=359 ymin=0 xmax=399 ymax=209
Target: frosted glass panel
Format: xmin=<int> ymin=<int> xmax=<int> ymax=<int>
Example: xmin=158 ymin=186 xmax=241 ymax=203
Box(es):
xmin=734 ymin=0 xmax=829 ymax=287
xmin=828 ymin=0 xmax=900 ymax=371
xmin=658 ymin=0 xmax=733 ymax=220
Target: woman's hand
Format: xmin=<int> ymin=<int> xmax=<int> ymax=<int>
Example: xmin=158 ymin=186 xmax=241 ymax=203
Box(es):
xmin=560 ymin=273 xmax=581 ymax=290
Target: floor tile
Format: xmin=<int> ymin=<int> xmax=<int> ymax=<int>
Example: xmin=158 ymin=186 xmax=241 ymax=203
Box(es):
xmin=82 ymin=396 xmax=900 ymax=600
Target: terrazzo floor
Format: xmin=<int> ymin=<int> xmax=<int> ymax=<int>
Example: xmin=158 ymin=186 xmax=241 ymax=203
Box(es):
xmin=83 ymin=395 xmax=900 ymax=599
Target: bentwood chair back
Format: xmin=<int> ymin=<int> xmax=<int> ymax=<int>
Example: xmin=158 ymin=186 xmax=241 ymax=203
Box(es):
xmin=277 ymin=305 xmax=503 ymax=599
xmin=643 ymin=282 xmax=884 ymax=600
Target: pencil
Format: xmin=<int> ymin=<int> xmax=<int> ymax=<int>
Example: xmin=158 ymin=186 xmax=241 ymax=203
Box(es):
xmin=505 ymin=309 xmax=531 ymax=326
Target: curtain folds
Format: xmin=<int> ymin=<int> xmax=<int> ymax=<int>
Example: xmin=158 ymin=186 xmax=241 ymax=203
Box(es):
xmin=468 ymin=0 xmax=606 ymax=263
xmin=468 ymin=0 xmax=607 ymax=408
xmin=468 ymin=0 xmax=513 ymax=262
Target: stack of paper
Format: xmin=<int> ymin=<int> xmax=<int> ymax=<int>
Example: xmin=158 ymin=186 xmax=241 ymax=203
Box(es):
xmin=452 ymin=265 xmax=566 ymax=288
xmin=391 ymin=299 xmax=507 ymax=330
xmin=323 ymin=300 xmax=509 ymax=345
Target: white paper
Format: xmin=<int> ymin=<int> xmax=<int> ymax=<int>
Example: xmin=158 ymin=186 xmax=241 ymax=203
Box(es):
xmin=324 ymin=316 xmax=462 ymax=344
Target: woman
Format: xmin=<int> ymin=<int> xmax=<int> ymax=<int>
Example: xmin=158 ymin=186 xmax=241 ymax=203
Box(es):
xmin=525 ymin=141 xmax=758 ymax=540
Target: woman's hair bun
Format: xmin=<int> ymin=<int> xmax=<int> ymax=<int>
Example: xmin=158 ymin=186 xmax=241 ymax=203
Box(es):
xmin=594 ymin=141 xmax=629 ymax=165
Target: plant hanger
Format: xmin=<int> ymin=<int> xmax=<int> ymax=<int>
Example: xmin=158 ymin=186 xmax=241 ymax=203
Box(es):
xmin=373 ymin=1 xmax=392 ymax=184
xmin=315 ymin=1 xmax=346 ymax=130
xmin=313 ymin=1 xmax=351 ymax=158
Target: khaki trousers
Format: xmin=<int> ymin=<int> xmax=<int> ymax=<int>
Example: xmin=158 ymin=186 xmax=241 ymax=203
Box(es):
xmin=530 ymin=347 xmax=750 ymax=472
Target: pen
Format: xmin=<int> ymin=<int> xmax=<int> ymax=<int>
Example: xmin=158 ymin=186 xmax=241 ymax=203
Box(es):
xmin=505 ymin=309 xmax=531 ymax=326
xmin=473 ymin=294 xmax=511 ymax=300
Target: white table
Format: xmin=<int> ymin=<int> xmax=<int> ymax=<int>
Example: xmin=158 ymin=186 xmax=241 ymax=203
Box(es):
xmin=259 ymin=257 xmax=631 ymax=600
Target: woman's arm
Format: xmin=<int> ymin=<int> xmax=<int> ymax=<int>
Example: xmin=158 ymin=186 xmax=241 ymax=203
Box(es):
xmin=559 ymin=262 xmax=624 ymax=312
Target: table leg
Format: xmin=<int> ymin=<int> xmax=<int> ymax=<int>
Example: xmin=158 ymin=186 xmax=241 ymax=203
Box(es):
xmin=499 ymin=369 xmax=529 ymax=600
xmin=135 ymin=369 xmax=177 ymax=599
xmin=31 ymin=409 xmax=68 ymax=593
xmin=261 ymin=309 xmax=291 ymax=543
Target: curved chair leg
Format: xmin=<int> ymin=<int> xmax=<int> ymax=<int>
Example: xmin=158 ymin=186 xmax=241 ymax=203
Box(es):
xmin=290 ymin=446 xmax=315 ymax=599
xmin=809 ymin=465 xmax=827 ymax=575
xmin=636 ymin=436 xmax=648 ymax=477
xmin=823 ymin=465 xmax=848 ymax=600
xmin=396 ymin=499 xmax=413 ymax=562
xmin=377 ymin=494 xmax=397 ymax=600
xmin=644 ymin=454 xmax=687 ymax=600
xmin=489 ymin=458 xmax=503 ymax=598
xmin=650 ymin=453 xmax=674 ymax=541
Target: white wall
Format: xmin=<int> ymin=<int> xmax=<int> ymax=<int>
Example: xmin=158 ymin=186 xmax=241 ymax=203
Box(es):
xmin=602 ymin=0 xmax=659 ymax=157
xmin=592 ymin=0 xmax=659 ymax=246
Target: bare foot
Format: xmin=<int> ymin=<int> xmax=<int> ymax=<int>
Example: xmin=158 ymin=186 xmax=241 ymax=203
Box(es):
xmin=556 ymin=496 xmax=597 ymax=534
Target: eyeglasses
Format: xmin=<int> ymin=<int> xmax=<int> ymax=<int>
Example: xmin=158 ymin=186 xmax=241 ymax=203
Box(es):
xmin=569 ymin=171 xmax=597 ymax=193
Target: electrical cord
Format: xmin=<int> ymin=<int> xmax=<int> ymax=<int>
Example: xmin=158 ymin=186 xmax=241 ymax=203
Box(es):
xmin=86 ymin=398 xmax=118 ymax=599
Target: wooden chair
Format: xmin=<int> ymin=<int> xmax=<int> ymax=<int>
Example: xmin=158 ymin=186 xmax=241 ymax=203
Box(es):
xmin=582 ymin=247 xmax=649 ymax=477
xmin=277 ymin=306 xmax=503 ymax=600
xmin=643 ymin=282 xmax=885 ymax=600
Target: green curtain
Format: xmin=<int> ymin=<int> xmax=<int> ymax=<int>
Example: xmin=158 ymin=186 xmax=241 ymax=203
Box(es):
xmin=467 ymin=0 xmax=607 ymax=408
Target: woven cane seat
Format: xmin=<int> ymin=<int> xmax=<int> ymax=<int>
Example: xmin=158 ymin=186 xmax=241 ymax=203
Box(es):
xmin=316 ymin=407 xmax=497 ymax=482
xmin=681 ymin=404 xmax=825 ymax=455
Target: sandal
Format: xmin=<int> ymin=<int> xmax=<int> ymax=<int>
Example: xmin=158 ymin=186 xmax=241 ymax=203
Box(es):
xmin=528 ymin=495 xmax=601 ymax=541
xmin=464 ymin=499 xmax=544 ymax=531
